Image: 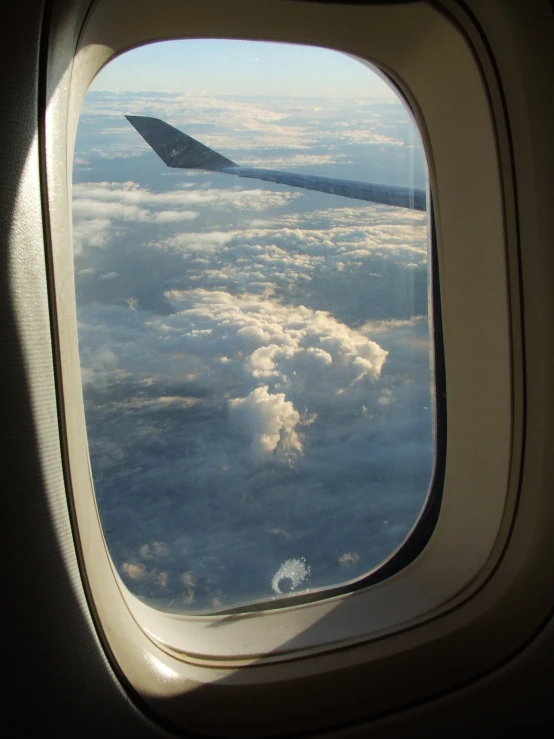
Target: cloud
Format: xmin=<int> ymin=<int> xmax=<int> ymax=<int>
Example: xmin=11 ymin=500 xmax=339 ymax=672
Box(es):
xmin=72 ymin=217 xmax=111 ymax=253
xmin=244 ymin=153 xmax=347 ymax=169
xmin=149 ymin=213 xmax=427 ymax=325
xmin=73 ymin=198 xmax=189 ymax=221
xmin=78 ymin=91 xmax=420 ymax=161
xmin=159 ymin=213 xmax=427 ymax=268
xmin=153 ymin=210 xmax=198 ymax=223
xmin=106 ymin=396 xmax=200 ymax=411
xmin=229 ymin=385 xmax=303 ymax=464
xmin=335 ymin=129 xmax=404 ymax=146
xmin=79 ymin=287 xmax=389 ymax=409
xmin=72 ymin=181 xmax=300 ymax=253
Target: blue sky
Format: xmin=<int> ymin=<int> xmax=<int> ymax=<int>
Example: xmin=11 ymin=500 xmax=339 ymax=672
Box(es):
xmin=91 ymin=39 xmax=397 ymax=98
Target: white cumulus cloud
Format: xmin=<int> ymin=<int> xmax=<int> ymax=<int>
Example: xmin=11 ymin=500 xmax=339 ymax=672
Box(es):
xmin=229 ymin=385 xmax=303 ymax=464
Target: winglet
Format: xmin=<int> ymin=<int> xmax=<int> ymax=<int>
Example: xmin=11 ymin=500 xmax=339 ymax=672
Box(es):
xmin=125 ymin=115 xmax=237 ymax=171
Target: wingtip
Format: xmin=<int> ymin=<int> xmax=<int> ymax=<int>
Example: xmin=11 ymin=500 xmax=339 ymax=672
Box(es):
xmin=125 ymin=114 xmax=163 ymax=128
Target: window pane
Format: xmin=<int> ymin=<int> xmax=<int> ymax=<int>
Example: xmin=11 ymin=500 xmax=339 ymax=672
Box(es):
xmin=73 ymin=40 xmax=435 ymax=613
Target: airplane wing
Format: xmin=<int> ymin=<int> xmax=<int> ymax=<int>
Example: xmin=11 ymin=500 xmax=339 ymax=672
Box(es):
xmin=125 ymin=115 xmax=426 ymax=211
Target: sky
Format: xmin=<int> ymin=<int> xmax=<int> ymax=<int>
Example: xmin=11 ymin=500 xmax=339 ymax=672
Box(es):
xmin=74 ymin=40 xmax=433 ymax=613
xmin=91 ymin=39 xmax=398 ymax=98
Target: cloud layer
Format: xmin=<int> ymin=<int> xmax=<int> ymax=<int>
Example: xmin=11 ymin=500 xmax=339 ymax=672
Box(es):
xmin=73 ymin=90 xmax=434 ymax=612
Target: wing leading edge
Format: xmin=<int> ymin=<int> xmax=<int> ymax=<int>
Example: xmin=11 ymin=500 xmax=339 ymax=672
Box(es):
xmin=125 ymin=115 xmax=426 ymax=211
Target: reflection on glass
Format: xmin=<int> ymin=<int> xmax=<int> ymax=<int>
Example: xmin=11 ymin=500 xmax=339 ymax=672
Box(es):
xmin=73 ymin=40 xmax=434 ymax=613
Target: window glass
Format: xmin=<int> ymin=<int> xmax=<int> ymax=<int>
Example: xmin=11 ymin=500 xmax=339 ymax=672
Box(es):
xmin=73 ymin=40 xmax=434 ymax=613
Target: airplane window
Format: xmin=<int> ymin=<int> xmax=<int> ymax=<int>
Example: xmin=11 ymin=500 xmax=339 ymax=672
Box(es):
xmin=72 ymin=39 xmax=437 ymax=614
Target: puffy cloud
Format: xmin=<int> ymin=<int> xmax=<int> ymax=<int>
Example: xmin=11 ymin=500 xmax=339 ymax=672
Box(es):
xmin=335 ymin=129 xmax=404 ymax=146
xmin=79 ymin=288 xmax=389 ymax=412
xmin=78 ymin=91 xmax=420 ymax=161
xmin=80 ymin=93 xmax=316 ymax=151
xmin=247 ymin=153 xmax=347 ymax=169
xmin=72 ymin=217 xmax=111 ymax=253
xmin=122 ymin=562 xmax=147 ymax=581
xmin=107 ymin=396 xmax=200 ymax=411
xmin=229 ymin=385 xmax=303 ymax=464
xmin=153 ymin=210 xmax=198 ymax=223
xmin=163 ymin=288 xmax=388 ymax=392
xmin=338 ymin=552 xmax=360 ymax=567
xmin=159 ymin=216 xmax=427 ymax=268
xmin=72 ymin=181 xmax=299 ymax=253
xmin=90 ymin=146 xmax=146 ymax=159
xmin=147 ymin=214 xmax=427 ymax=327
